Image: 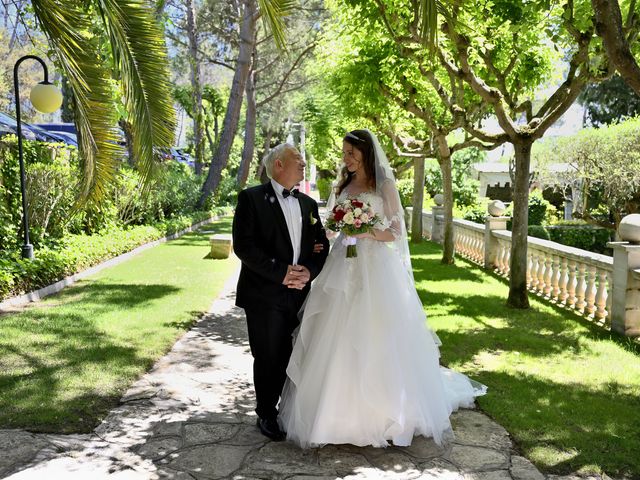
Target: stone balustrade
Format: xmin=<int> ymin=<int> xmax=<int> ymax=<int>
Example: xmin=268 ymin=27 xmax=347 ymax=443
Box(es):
xmin=405 ymin=206 xmax=639 ymax=337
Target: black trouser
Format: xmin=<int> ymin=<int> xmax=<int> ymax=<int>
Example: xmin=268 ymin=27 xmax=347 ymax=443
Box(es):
xmin=245 ymin=293 xmax=300 ymax=420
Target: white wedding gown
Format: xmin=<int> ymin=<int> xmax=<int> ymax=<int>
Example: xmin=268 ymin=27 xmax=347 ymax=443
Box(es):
xmin=278 ymin=192 xmax=486 ymax=448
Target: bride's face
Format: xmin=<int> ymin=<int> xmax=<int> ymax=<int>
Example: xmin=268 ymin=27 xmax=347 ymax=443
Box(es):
xmin=342 ymin=141 xmax=363 ymax=174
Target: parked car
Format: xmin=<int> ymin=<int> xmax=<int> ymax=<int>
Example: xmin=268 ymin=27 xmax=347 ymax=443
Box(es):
xmin=0 ymin=113 xmax=77 ymax=146
xmin=36 ymin=122 xmax=77 ymax=135
xmin=156 ymin=147 xmax=195 ymax=168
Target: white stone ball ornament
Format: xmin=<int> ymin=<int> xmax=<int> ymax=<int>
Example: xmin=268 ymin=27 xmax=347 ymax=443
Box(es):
xmin=433 ymin=193 xmax=444 ymax=206
xmin=488 ymin=199 xmax=506 ymax=217
xmin=618 ymin=214 xmax=640 ymax=243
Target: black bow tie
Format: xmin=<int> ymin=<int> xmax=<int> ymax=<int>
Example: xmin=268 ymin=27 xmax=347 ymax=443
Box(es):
xmin=282 ymin=188 xmax=299 ymax=199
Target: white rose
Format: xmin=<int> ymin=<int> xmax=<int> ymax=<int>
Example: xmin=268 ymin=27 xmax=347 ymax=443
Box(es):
xmin=360 ymin=213 xmax=369 ymax=222
xmin=343 ymin=212 xmax=355 ymax=225
xmin=353 ymin=208 xmax=362 ymax=216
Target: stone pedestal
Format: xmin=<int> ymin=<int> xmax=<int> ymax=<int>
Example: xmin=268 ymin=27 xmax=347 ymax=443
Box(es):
xmin=431 ymin=206 xmax=445 ymax=244
xmin=484 ymin=216 xmax=509 ymax=269
xmin=608 ymin=242 xmax=640 ymax=337
xmin=209 ymin=234 xmax=233 ymax=259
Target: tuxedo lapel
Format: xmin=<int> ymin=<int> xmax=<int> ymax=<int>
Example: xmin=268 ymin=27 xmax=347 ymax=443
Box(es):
xmin=298 ymin=196 xmax=311 ymax=252
xmin=263 ymin=183 xmax=293 ymax=248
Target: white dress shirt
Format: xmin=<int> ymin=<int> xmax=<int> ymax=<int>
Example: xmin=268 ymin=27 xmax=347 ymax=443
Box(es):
xmin=271 ymin=179 xmax=302 ymax=265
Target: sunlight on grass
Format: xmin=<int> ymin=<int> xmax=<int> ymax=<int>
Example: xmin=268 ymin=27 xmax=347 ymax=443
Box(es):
xmin=412 ymin=242 xmax=640 ymax=478
xmin=0 ymin=218 xmax=238 ymax=433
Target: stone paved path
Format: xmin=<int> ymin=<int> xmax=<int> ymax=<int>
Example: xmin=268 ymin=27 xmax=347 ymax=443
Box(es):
xmin=1 ymin=270 xmax=549 ymax=480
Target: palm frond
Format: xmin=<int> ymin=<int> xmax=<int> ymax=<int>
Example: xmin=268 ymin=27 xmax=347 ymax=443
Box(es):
xmin=257 ymin=0 xmax=295 ymax=50
xmin=419 ymin=0 xmax=451 ymax=48
xmin=97 ymin=0 xmax=176 ymax=189
xmin=31 ymin=0 xmax=122 ymax=202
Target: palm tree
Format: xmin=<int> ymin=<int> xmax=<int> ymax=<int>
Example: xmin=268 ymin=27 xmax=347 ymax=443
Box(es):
xmin=30 ymin=0 xmax=176 ymax=201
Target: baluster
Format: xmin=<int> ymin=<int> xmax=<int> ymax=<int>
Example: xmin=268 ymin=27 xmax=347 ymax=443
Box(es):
xmin=475 ymin=233 xmax=482 ymax=262
xmin=536 ymin=252 xmax=546 ymax=293
xmin=594 ymin=270 xmax=608 ymax=321
xmin=550 ymin=255 xmax=561 ymax=300
xmin=504 ymin=247 xmax=511 ymax=275
xmin=543 ymin=254 xmax=553 ymax=297
xmin=558 ymin=257 xmax=569 ymax=304
xmin=530 ymin=253 xmax=539 ymax=290
xmin=566 ymin=260 xmax=577 ymax=307
xmin=575 ymin=263 xmax=587 ymax=313
xmin=605 ymin=272 xmax=613 ymax=326
xmin=526 ymin=254 xmax=533 ymax=287
xmin=500 ymin=242 xmax=508 ymax=275
xmin=585 ymin=265 xmax=597 ymax=316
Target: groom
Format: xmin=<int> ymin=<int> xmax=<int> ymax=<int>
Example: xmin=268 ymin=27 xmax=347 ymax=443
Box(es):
xmin=232 ymin=143 xmax=329 ymax=441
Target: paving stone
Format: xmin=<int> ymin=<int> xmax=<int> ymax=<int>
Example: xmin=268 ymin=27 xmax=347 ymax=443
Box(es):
xmin=509 ymin=456 xmax=544 ymax=480
xmin=396 ymin=436 xmax=446 ymax=460
xmin=240 ymin=442 xmax=325 ymax=476
xmin=0 ymin=430 xmax=50 ymax=477
xmin=137 ymin=437 xmax=182 ymax=460
xmin=317 ymin=445 xmax=372 ymax=475
xmin=368 ymin=451 xmax=422 ymax=479
xmin=464 ymin=470 xmax=513 ymax=480
xmin=183 ymin=423 xmax=239 ymax=445
xmin=451 ymin=411 xmax=512 ymax=451
xmin=153 ymin=421 xmax=184 ymax=438
xmin=166 ymin=444 xmax=252 ymax=479
xmin=448 ymin=445 xmax=509 ymax=472
xmin=221 ymin=425 xmax=268 ymax=446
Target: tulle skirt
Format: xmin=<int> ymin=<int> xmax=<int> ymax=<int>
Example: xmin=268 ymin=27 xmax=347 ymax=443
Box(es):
xmin=278 ymin=236 xmax=486 ymax=448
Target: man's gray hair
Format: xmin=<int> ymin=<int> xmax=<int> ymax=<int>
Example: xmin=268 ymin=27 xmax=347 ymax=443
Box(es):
xmin=263 ymin=143 xmax=294 ymax=179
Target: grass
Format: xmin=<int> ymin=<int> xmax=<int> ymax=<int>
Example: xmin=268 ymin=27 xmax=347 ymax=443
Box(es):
xmin=411 ymin=241 xmax=640 ymax=479
xmin=0 ymin=217 xmax=238 ymax=433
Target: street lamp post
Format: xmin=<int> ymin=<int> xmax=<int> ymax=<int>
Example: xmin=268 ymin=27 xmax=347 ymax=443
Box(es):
xmin=13 ymin=55 xmax=63 ymax=259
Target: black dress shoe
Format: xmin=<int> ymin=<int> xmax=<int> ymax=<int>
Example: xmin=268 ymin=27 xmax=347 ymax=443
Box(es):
xmin=256 ymin=417 xmax=286 ymax=441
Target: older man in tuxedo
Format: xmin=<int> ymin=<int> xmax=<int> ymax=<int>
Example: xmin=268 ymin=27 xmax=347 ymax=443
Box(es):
xmin=232 ymin=143 xmax=329 ymax=441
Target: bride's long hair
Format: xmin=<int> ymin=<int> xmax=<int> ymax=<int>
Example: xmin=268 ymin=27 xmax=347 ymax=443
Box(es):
xmin=336 ymin=130 xmax=377 ymax=195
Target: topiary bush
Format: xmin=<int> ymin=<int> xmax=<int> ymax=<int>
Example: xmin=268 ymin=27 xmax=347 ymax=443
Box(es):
xmin=316 ymin=177 xmax=333 ymax=201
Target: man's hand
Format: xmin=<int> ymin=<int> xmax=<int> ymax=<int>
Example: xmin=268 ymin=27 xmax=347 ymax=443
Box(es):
xmin=282 ymin=265 xmax=311 ymax=290
xmin=313 ymin=242 xmax=324 ymax=253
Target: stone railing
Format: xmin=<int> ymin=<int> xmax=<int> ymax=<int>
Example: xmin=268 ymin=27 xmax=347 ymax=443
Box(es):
xmin=406 ymin=205 xmax=640 ymax=337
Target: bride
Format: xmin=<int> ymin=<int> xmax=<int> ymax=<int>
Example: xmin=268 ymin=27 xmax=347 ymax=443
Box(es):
xmin=278 ymin=129 xmax=486 ymax=448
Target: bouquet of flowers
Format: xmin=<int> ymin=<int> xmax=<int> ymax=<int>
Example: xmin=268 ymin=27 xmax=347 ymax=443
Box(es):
xmin=325 ymin=198 xmax=381 ymax=257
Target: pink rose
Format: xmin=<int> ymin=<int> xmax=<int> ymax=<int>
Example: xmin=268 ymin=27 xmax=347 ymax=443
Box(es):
xmin=354 ymin=219 xmax=362 ymax=228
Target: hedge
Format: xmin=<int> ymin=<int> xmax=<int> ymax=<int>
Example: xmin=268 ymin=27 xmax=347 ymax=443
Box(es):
xmin=0 ymin=208 xmax=230 ymax=301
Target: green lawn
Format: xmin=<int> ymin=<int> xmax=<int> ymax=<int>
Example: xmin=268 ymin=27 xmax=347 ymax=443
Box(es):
xmin=412 ymin=242 xmax=640 ymax=478
xmin=0 ymin=218 xmax=238 ymax=433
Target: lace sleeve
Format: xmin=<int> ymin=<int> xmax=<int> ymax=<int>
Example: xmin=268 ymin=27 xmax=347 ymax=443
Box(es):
xmin=380 ymin=180 xmax=403 ymax=239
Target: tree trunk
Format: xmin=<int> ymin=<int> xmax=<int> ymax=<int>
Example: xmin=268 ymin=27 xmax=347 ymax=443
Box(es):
xmin=198 ymin=0 xmax=257 ymax=207
xmin=507 ymin=141 xmax=532 ymax=309
xmin=119 ymin=118 xmax=136 ymax=167
xmin=61 ymin=76 xmax=75 ymax=123
xmin=256 ymin=130 xmax=272 ymax=183
xmin=411 ymin=157 xmax=425 ymax=243
xmin=185 ymin=0 xmax=204 ymax=176
xmin=435 ymin=134 xmax=455 ymax=264
xmin=592 ymin=0 xmax=640 ymax=95
xmin=237 ymin=64 xmax=256 ymax=187
xmin=439 ymin=153 xmax=455 ymax=264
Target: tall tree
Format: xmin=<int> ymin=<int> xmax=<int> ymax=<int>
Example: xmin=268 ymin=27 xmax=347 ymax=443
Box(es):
xmin=185 ymin=0 xmax=205 ymax=174
xmin=197 ymin=0 xmax=294 ymax=207
xmin=579 ymin=74 xmax=640 ymax=126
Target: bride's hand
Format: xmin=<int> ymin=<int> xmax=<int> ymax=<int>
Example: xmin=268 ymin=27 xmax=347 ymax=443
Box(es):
xmin=325 ymin=229 xmax=338 ymax=240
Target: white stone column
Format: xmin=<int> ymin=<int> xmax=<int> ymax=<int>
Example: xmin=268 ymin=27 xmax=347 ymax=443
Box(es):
xmin=608 ymin=242 xmax=640 ymax=337
xmin=484 ymin=200 xmax=509 ymax=270
xmin=484 ymin=216 xmax=508 ymax=269
xmin=430 ymin=193 xmax=445 ymax=244
xmin=431 ymin=205 xmax=445 ymax=244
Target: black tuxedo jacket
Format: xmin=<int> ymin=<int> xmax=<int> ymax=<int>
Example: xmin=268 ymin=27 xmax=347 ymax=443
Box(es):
xmin=232 ymin=182 xmax=330 ymax=310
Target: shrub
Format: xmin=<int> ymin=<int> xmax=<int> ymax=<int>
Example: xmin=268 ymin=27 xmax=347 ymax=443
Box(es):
xmin=546 ymin=225 xmax=612 ymax=254
xmin=0 ymin=209 xmax=226 ymax=301
xmin=316 ymin=177 xmax=333 ymax=201
xmin=528 ymin=225 xmax=551 ymax=240
xmin=528 ymin=190 xmax=557 ymax=225
xmin=396 ymin=178 xmax=414 ymax=207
